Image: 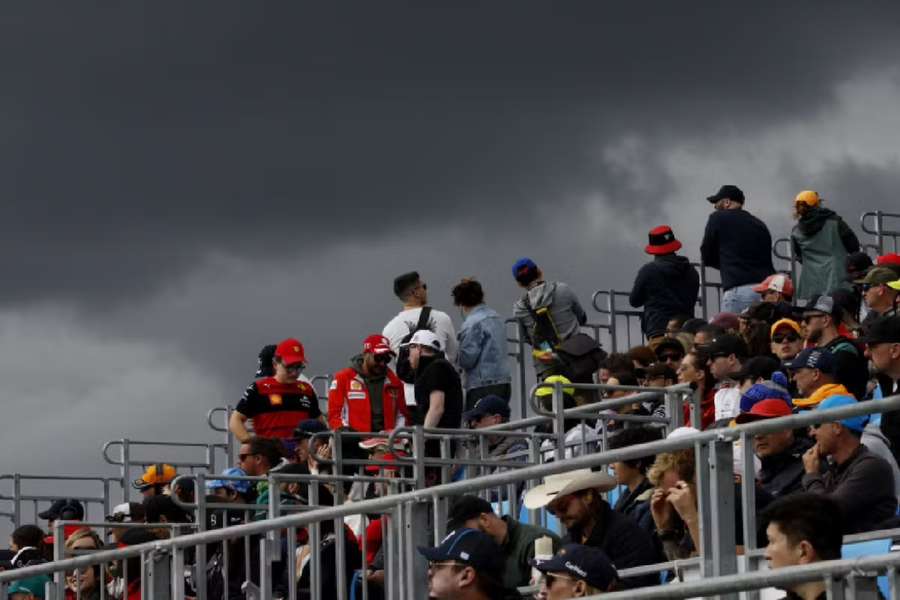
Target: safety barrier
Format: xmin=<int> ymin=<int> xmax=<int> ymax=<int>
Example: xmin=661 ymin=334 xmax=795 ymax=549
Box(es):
xmin=3 ymin=392 xmax=896 ymax=600
xmin=0 ymin=474 xmax=119 ymax=530
xmin=862 ymin=210 xmax=900 ymax=255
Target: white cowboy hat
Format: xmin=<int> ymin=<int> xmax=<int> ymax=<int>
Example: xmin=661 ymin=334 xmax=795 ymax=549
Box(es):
xmin=523 ymin=468 xmax=617 ymax=510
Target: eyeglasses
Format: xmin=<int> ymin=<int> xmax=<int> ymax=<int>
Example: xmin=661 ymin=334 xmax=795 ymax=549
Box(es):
xmin=771 ymin=334 xmax=800 ymax=343
xmin=284 ymin=363 xmax=305 ymax=373
xmin=373 ymin=354 xmax=392 ymax=365
xmin=238 ymin=452 xmax=259 ymax=462
xmin=659 ymin=353 xmax=681 ymax=362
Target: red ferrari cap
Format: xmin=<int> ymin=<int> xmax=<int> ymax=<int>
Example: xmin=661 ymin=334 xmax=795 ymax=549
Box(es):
xmin=274 ymin=338 xmax=306 ymax=365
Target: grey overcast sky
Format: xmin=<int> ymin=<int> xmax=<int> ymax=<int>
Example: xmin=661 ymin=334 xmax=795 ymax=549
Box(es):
xmin=4 ymin=3 xmax=900 ymax=523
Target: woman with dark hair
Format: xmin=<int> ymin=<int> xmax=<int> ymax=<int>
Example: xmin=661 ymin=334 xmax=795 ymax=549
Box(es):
xmin=452 ymin=277 xmax=512 ymax=410
xmin=608 ymin=427 xmax=663 ymax=534
xmin=9 ymin=525 xmax=48 ymax=567
xmin=677 ymin=350 xmax=716 ymax=429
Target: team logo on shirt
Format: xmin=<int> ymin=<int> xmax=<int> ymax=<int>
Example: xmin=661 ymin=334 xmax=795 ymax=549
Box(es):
xmin=269 ymin=394 xmax=283 ymax=406
xmin=350 ymin=380 xmax=363 ymax=391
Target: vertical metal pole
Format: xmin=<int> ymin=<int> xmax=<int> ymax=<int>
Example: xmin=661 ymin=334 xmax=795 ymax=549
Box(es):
xmin=698 ymin=263 xmax=709 ymax=321
xmin=310 ymin=483 xmax=321 ymax=600
xmin=12 ymin=474 xmax=20 ymax=527
xmin=225 ymin=406 xmax=235 ymax=467
xmin=665 ymin=388 xmax=683 ymax=432
xmin=740 ymin=432 xmax=757 ymax=552
xmin=53 ymin=521 xmax=65 ymax=600
xmin=287 ymin=525 xmax=297 ymax=600
xmin=695 ymin=441 xmax=714 ymax=577
xmin=122 ymin=440 xmax=131 ymax=504
xmin=876 ymin=210 xmax=885 ymax=255
xmin=406 ymin=500 xmax=430 ymax=600
xmin=517 ymin=321 xmax=528 ymax=421
xmin=710 ymin=438 xmax=738 ymax=600
xmin=413 ymin=427 xmax=427 ymax=489
xmin=194 ymin=473 xmax=208 ymax=600
xmin=607 ymin=290 xmax=618 ymax=353
xmin=553 ymin=382 xmax=565 ymax=461
xmin=169 ymin=546 xmax=183 ymax=600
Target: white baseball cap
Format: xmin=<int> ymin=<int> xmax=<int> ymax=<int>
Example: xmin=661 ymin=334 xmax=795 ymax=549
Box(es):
xmin=400 ymin=330 xmax=442 ymax=351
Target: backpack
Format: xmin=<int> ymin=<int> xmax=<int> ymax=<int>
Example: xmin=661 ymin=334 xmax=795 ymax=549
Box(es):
xmin=395 ymin=306 xmax=433 ymax=384
xmin=521 ymin=292 xmax=561 ymax=350
xmin=556 ymin=333 xmax=607 ymax=383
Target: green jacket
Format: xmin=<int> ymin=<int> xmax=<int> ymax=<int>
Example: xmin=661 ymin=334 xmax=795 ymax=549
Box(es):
xmin=499 ymin=516 xmax=560 ymax=596
xmin=791 ymin=207 xmax=860 ymax=301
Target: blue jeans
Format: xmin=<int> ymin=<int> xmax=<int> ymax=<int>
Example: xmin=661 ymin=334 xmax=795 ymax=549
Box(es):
xmin=721 ymin=284 xmax=760 ymax=314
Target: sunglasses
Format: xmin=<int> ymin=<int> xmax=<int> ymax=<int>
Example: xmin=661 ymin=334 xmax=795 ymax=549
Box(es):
xmin=428 ymin=560 xmax=463 ymax=571
xmin=373 ymin=354 xmax=392 ymax=364
xmin=238 ymin=452 xmax=259 ymax=462
xmin=659 ymin=353 xmax=681 ymax=362
xmin=284 ymin=363 xmax=306 ymax=373
xmin=772 ymin=334 xmax=800 ymax=343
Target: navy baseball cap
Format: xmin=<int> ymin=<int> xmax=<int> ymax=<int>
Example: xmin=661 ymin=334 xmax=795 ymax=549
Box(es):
xmin=512 ymin=257 xmax=538 ymax=279
xmin=531 ymin=544 xmax=619 ymax=590
xmin=293 ymin=419 xmax=328 ymax=440
xmin=784 ymin=348 xmax=835 ymax=374
xmin=707 ymin=184 xmax=745 ymax=204
xmin=418 ymin=528 xmax=502 ymax=571
xmin=462 ymin=395 xmax=510 ymax=425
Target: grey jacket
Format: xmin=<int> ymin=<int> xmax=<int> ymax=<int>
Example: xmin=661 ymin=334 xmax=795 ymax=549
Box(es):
xmin=512 ymin=281 xmax=587 ymax=373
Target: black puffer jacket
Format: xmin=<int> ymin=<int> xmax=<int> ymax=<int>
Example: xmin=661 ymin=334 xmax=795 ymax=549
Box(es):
xmin=629 ymin=254 xmax=700 ymax=336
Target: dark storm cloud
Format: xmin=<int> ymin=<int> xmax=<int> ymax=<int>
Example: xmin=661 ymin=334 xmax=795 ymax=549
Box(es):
xmin=2 ymin=3 xmax=900 ymax=306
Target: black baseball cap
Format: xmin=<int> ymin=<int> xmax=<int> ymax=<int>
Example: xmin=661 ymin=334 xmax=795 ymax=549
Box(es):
xmin=293 ymin=419 xmax=328 ymax=440
xmin=654 ymin=338 xmax=685 ymax=359
xmin=418 ymin=528 xmax=502 ymax=572
xmin=446 ymin=495 xmax=494 ymax=532
xmin=531 ymin=544 xmax=619 ymax=590
xmin=707 ymin=184 xmax=745 ymax=204
xmin=784 ymin=348 xmax=836 ymax=374
xmin=38 ymin=498 xmax=84 ymax=521
xmin=860 ymin=315 xmax=900 ymax=345
xmin=706 ymin=334 xmax=748 ymax=360
xmin=461 ymin=395 xmax=510 ymax=425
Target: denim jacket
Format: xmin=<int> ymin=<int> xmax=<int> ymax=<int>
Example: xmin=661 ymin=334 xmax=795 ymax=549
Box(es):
xmin=457 ymin=304 xmax=511 ymax=390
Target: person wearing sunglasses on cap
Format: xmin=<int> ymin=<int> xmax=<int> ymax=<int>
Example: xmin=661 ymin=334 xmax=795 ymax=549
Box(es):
xmin=230 ymin=338 xmax=324 ymax=446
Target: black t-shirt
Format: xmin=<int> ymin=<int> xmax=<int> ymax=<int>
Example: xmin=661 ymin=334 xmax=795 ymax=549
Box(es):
xmin=413 ymin=356 xmax=463 ymax=429
xmin=235 ymin=377 xmax=321 ymax=440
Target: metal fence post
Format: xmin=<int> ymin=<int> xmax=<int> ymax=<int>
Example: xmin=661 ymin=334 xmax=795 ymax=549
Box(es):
xmin=709 ymin=438 xmax=738 ymax=600
xmin=607 ymin=289 xmax=618 ymax=353
xmin=12 ymin=474 xmax=20 ymax=528
xmin=149 ymin=547 xmax=173 ymax=600
xmin=553 ymin=381 xmax=566 ymax=461
xmin=122 ymin=439 xmax=131 ymax=504
xmin=405 ymin=500 xmax=430 ymax=600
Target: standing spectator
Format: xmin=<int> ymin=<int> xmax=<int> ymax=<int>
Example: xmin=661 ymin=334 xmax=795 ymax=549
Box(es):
xmin=857 ymin=266 xmax=899 ymax=327
xmin=790 ymin=190 xmax=860 ymax=301
xmin=801 ymin=395 xmax=897 ymax=533
xmin=452 ymin=278 xmax=512 ymax=410
xmin=628 ymin=225 xmax=699 ymax=342
xmin=801 ymin=295 xmax=868 ymax=400
xmin=701 ymin=185 xmax=775 ymax=314
xmin=131 ymin=464 xmax=176 ymax=498
xmin=445 ymin=495 xmax=560 ymax=596
xmin=383 ymin=270 xmax=457 ymax=365
xmin=735 ymin=399 xmax=811 ymax=498
xmin=230 ymin=338 xmax=323 ymax=446
xmin=761 ymin=493 xmax=843 ymax=600
xmin=328 ymin=334 xmax=409 ymax=434
xmin=511 ymin=258 xmax=587 ymax=380
xmin=405 ymin=330 xmax=463 ymax=485
xmin=524 ymin=469 xmax=662 ymax=589
xmin=418 ymin=528 xmax=504 ymax=600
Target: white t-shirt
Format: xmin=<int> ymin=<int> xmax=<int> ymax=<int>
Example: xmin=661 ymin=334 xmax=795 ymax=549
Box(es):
xmin=383 ymin=306 xmax=458 ymax=406
xmin=714 ymin=387 xmax=741 ymax=422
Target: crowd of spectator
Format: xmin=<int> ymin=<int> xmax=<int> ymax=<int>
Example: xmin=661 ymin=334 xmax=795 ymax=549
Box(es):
xmin=4 ymin=185 xmax=900 ymax=600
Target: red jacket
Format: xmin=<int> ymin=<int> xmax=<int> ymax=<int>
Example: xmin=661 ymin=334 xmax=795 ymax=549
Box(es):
xmin=328 ymin=367 xmax=408 ymax=433
xmin=683 ymin=386 xmax=716 ymax=430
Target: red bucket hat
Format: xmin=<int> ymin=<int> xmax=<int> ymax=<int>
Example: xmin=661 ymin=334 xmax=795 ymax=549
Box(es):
xmin=645 ymin=225 xmax=682 ymax=255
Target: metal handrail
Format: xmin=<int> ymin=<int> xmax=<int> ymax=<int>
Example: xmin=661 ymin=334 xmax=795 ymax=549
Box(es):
xmin=862 ymin=210 xmax=900 ymax=254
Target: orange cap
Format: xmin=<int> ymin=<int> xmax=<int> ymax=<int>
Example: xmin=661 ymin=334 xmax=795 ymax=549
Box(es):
xmin=794 ymin=190 xmax=821 ymax=207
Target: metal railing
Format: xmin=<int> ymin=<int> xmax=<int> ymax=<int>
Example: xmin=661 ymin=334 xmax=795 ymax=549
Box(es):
xmin=0 ymin=474 xmax=119 ymax=530
xmin=862 ymin=210 xmax=900 ymax=255
xmin=8 ymin=390 xmax=897 ymax=600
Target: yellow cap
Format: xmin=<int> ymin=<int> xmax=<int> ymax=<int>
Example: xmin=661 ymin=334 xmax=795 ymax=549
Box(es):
xmin=535 ymin=375 xmax=574 ymax=397
xmin=794 ymin=190 xmax=821 ymax=207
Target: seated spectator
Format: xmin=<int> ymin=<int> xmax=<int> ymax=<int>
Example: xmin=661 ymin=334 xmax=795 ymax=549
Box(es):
xmin=445 ymin=495 xmax=560 ymax=596
xmin=143 ymin=495 xmax=192 ymax=537
xmin=770 ymin=319 xmax=804 ymax=368
xmin=523 ymin=469 xmax=661 ymax=589
xmin=237 ymin=436 xmax=288 ymax=518
xmin=666 ymin=314 xmax=692 ymax=337
xmin=206 ymin=466 xmax=254 ymax=504
xmin=677 ymin=350 xmax=716 ymax=429
xmin=693 ymin=323 xmax=724 ymax=349
xmin=231 ymin=338 xmax=323 ymax=447
xmin=761 ymin=493 xmax=843 ymax=600
xmin=877 ymin=253 xmax=900 ymax=278
xmin=536 ymin=375 xmax=600 ymax=460
xmin=788 ymin=349 xmax=849 ymax=409
xmin=418 ymin=528 xmax=504 ymax=600
xmin=132 ymin=464 xmax=177 ymax=498
xmin=173 ymin=478 xmax=195 ymax=506
xmin=735 ymin=356 xmax=783 ymax=391
xmin=104 ymin=502 xmax=146 ymax=543
xmin=736 ymin=399 xmax=812 ymax=498
xmin=292 ymin=419 xmax=329 ymax=473
xmin=738 ymin=378 xmax=792 ymax=415
xmin=8 ymin=525 xmax=48 ymax=568
xmin=868 ymin=316 xmax=900 ymax=464
xmin=654 ymin=338 xmax=686 ymax=370
xmin=116 ymin=528 xmax=159 ymax=600
xmin=801 ymin=295 xmax=868 ymax=400
xmin=452 ymin=277 xmax=512 ymax=409
xmin=801 ymin=395 xmax=897 ymax=533
xmin=7 ymin=575 xmax=51 ymax=599
xmin=608 ymin=427 xmax=663 ymax=533
xmin=706 ymin=334 xmax=748 ymax=422
xmin=628 ymin=225 xmax=699 ymax=343
xmin=531 ymin=544 xmax=620 ymax=597
xmin=597 ymin=353 xmax=633 ymax=385
xmin=37 ymin=499 xmax=85 ymax=540
xmin=681 ymin=318 xmax=707 ymax=337
xmin=641 ymin=363 xmax=677 ymax=414
xmin=754 ymin=273 xmax=794 ymax=305
xmin=626 ymin=346 xmax=657 ymax=372
xmin=858 ymin=266 xmax=899 ymax=327
xmin=64 ymin=528 xmax=104 ymax=600
xmin=710 ymin=312 xmax=740 ymax=335
xmin=461 ymin=395 xmax=528 ymax=469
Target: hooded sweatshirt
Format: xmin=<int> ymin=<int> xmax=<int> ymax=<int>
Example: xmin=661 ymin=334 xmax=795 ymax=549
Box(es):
xmin=350 ymin=354 xmax=385 ymax=431
xmin=629 ymin=254 xmax=700 ymax=336
xmin=512 ymin=281 xmax=587 ymax=374
xmin=791 ymin=207 xmax=860 ymax=300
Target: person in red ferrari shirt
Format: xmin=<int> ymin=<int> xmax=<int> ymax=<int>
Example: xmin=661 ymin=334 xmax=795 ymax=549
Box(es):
xmin=230 ymin=338 xmax=324 ymax=448
xmin=328 ymin=334 xmax=409 ymax=434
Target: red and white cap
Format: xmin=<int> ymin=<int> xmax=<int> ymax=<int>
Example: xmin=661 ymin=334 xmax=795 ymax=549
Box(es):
xmin=752 ymin=273 xmax=794 ymax=299
xmin=274 ymin=338 xmax=306 ymax=365
xmin=363 ymin=334 xmax=394 ymax=356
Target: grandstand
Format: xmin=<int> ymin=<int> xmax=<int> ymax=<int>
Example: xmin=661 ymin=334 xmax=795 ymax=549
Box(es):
xmin=2 ymin=209 xmax=900 ymax=599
